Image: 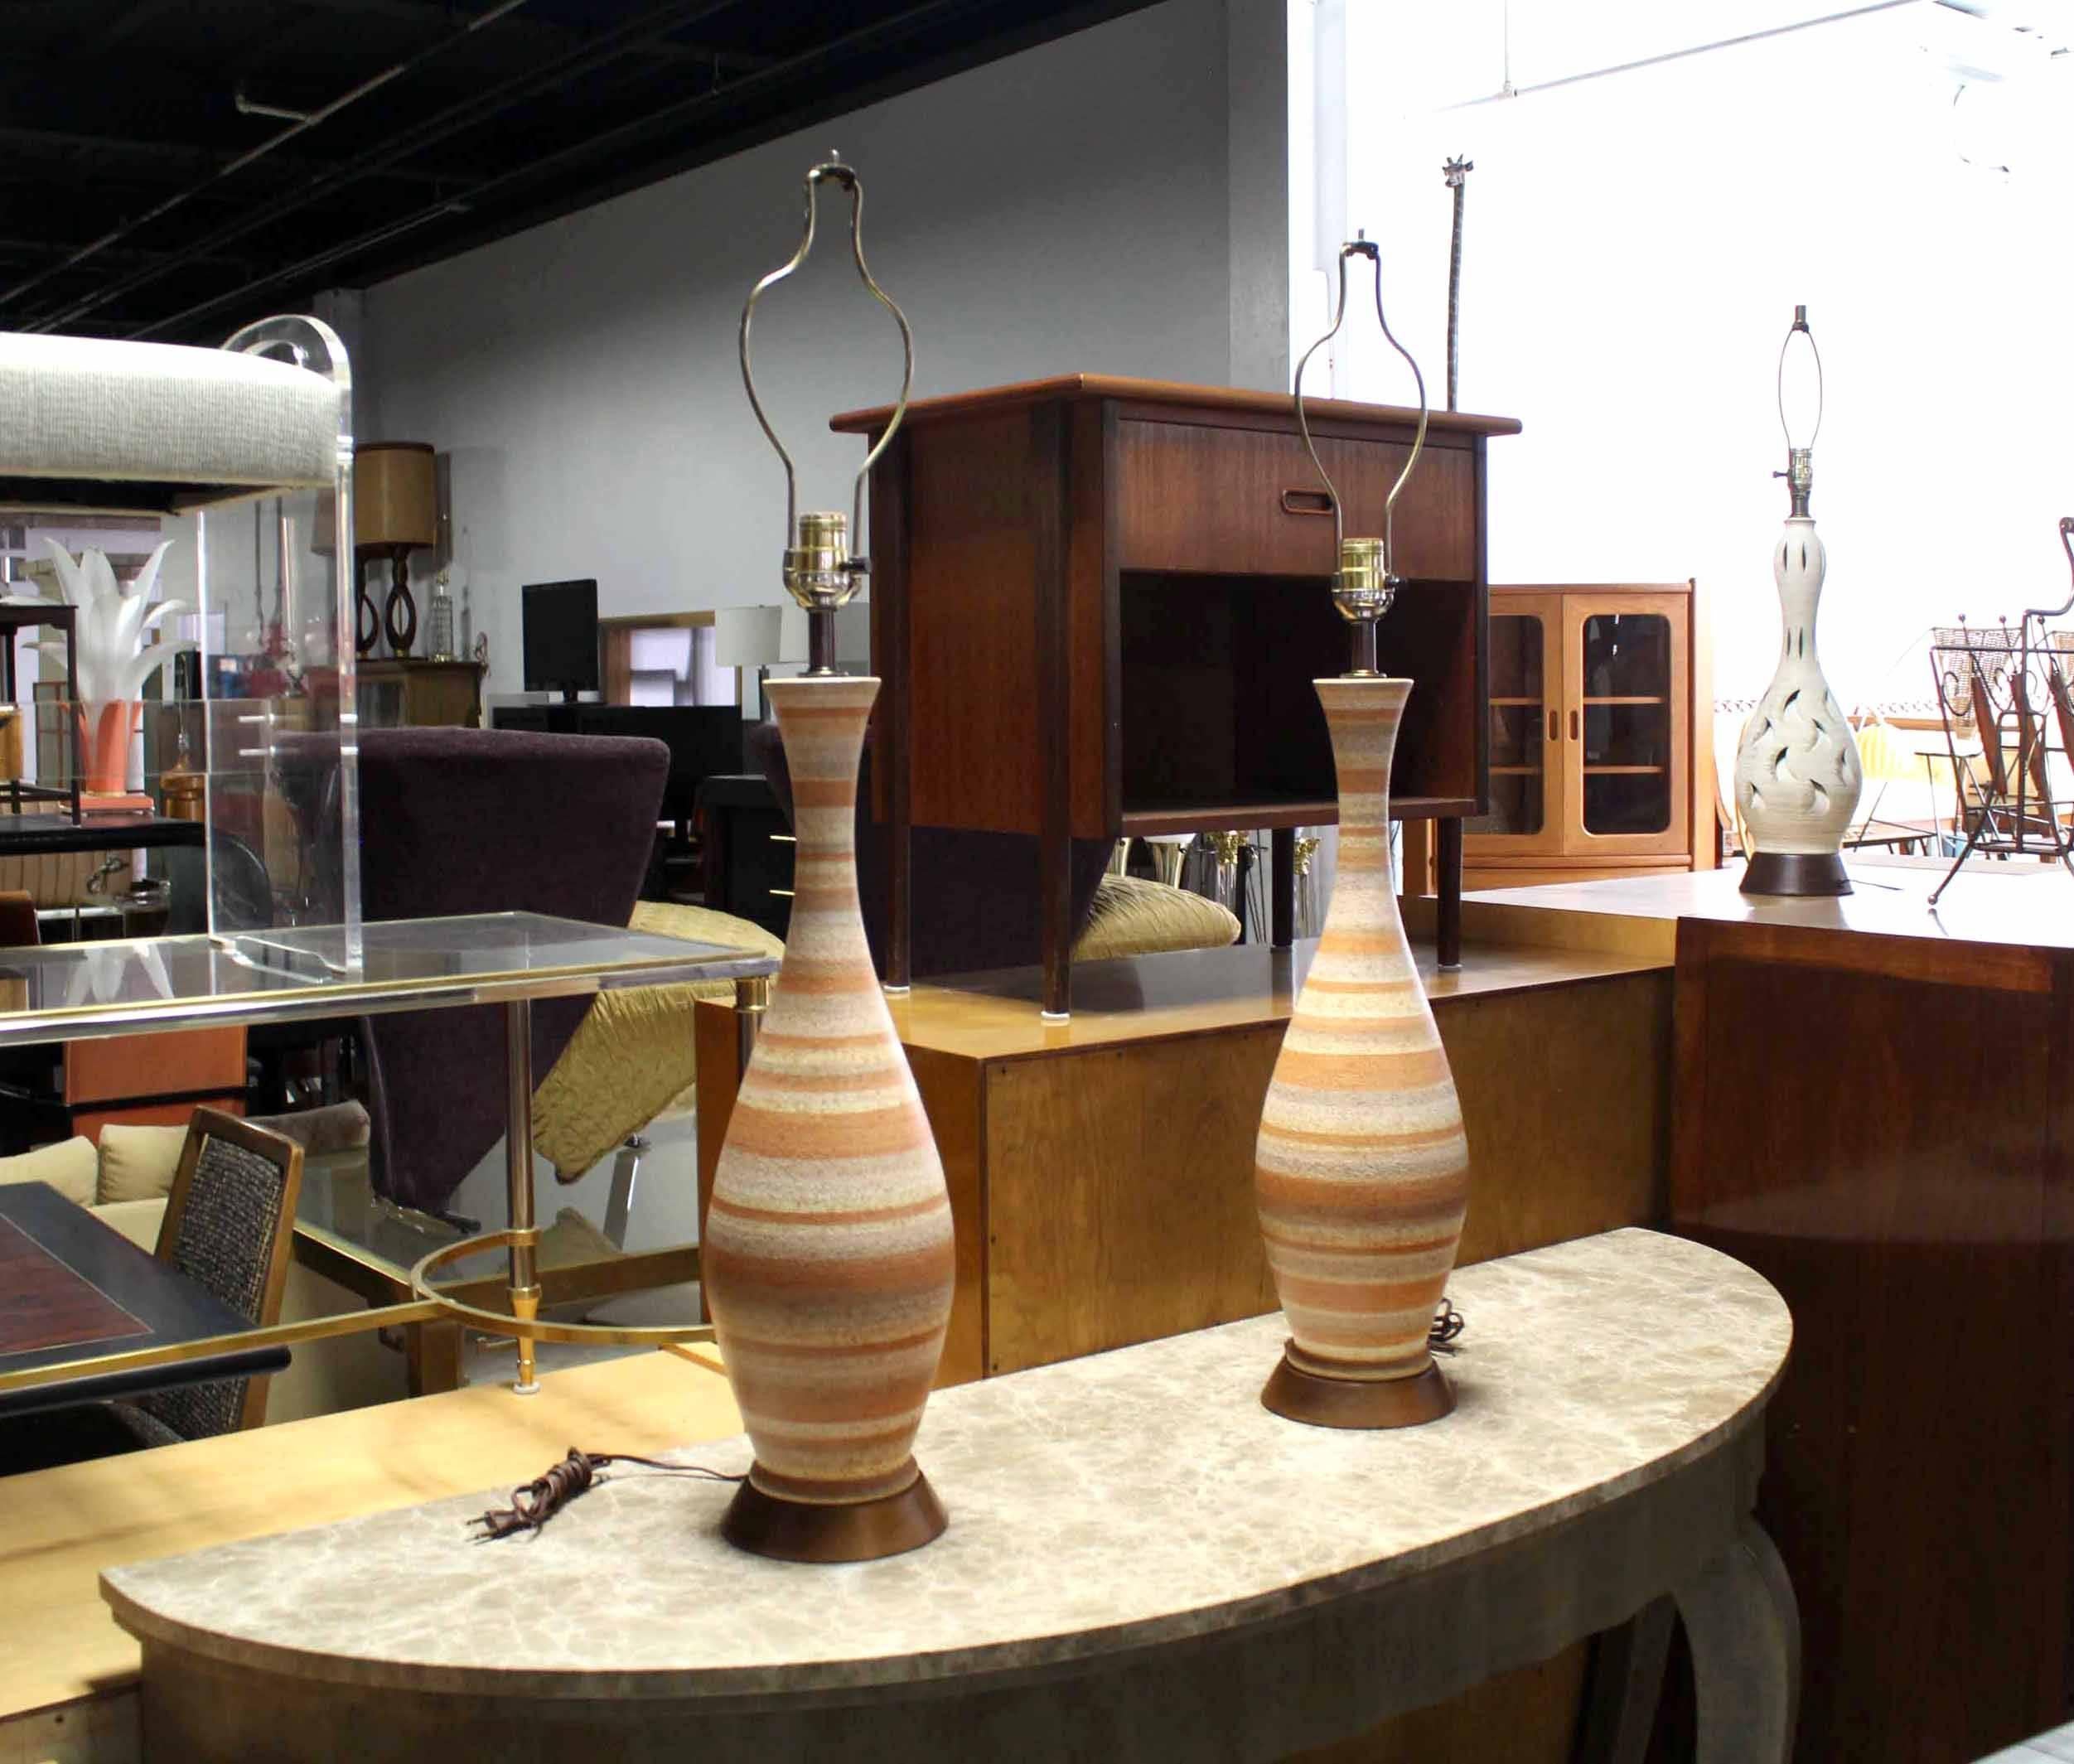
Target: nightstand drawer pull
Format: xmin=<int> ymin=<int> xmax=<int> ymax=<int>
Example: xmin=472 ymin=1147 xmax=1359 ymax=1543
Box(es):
xmin=1280 ymin=488 xmax=1334 ymax=516
xmin=769 ymin=887 xmax=795 ymax=898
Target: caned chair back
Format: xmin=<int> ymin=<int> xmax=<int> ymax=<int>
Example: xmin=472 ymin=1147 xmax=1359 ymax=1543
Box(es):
xmin=137 ymin=1109 xmax=303 ymax=1438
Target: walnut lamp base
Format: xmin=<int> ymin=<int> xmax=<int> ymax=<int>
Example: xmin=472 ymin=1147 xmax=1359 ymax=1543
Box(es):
xmin=1740 ymin=851 xmax=1852 ymax=897
xmin=1261 ymin=1350 xmax=1455 ymax=1431
xmin=721 ymin=1470 xmax=948 ymax=1563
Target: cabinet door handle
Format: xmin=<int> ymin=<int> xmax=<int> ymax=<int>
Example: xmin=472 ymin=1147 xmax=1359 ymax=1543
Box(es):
xmin=1547 ymin=710 xmax=1559 ymax=742
xmin=1569 ymin=710 xmax=1580 ymax=741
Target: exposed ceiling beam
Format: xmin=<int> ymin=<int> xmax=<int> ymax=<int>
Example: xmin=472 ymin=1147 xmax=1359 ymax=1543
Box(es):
xmin=0 ymin=124 xmax=480 ymax=191
xmin=125 ymin=0 xmax=1166 ymax=343
xmin=0 ymin=237 xmax=255 ymax=273
xmin=16 ymin=0 xmax=742 ymax=335
xmin=283 ymin=0 xmax=776 ymax=70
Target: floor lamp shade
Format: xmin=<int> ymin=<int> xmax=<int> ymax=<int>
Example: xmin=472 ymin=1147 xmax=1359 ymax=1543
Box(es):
xmin=355 ymin=442 xmax=437 ymax=657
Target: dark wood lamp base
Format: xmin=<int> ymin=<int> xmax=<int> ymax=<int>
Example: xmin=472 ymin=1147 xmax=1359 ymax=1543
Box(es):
xmin=720 ymin=1469 xmax=948 ymax=1563
xmin=1740 ymin=850 xmax=1851 ymax=896
xmin=1261 ymin=1351 xmax=1455 ymax=1431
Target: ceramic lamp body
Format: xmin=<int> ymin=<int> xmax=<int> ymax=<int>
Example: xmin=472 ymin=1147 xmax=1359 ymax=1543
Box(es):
xmin=1254 ymin=678 xmax=1469 ymax=1423
xmin=1733 ymin=516 xmax=1862 ymax=889
xmin=704 ymin=675 xmax=955 ymax=1538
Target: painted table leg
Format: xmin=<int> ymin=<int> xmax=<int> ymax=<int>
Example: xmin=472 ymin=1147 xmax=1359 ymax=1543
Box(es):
xmin=1675 ymin=1517 xmax=1800 ymax=1764
xmin=1576 ymin=1596 xmax=1675 ymax=1764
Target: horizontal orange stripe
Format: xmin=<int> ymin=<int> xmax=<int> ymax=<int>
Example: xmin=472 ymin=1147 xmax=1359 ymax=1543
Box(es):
xmin=723 ymin=1100 xmax=933 ymax=1160
xmin=792 ymin=779 xmax=858 ymax=809
xmin=708 ymin=1192 xmax=947 ymax=1230
xmin=1257 ymin=1170 xmax=1465 ymax=1215
xmin=1278 ymin=1273 xmax=1448 ymax=1310
xmin=1269 ymin=1047 xmax=1452 ymax=1090
xmin=1294 ymin=976 xmax=1421 ymax=995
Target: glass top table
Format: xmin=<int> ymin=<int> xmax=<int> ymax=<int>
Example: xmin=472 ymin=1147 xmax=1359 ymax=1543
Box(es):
xmin=0 ymin=911 xmax=777 ymax=1048
xmin=0 ymin=912 xmax=778 ymax=1405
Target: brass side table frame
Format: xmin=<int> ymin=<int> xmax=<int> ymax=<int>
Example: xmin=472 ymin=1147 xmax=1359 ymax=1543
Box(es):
xmin=0 ymin=916 xmax=779 ymax=1406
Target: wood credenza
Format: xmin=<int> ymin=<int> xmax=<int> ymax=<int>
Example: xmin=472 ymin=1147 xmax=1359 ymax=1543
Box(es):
xmin=1672 ymin=879 xmax=2074 ymax=1762
xmin=833 ymin=375 xmax=1520 ymax=1015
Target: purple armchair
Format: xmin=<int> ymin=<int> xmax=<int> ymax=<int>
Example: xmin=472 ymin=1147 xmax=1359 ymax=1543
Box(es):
xmin=355 ymin=727 xmax=667 ymax=1214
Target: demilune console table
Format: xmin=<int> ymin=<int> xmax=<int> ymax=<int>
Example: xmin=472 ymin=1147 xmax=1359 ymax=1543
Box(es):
xmin=102 ymin=1229 xmax=1797 ymax=1762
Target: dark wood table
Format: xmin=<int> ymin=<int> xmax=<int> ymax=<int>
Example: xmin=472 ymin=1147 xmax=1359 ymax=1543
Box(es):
xmin=0 ymin=812 xmax=203 ymax=857
xmin=0 ymin=1181 xmax=287 ymax=1418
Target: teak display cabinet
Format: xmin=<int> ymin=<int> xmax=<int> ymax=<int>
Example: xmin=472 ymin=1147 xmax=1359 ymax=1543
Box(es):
xmin=834 ymin=375 xmax=1520 ymax=1015
xmin=1462 ymin=582 xmax=1712 ymax=887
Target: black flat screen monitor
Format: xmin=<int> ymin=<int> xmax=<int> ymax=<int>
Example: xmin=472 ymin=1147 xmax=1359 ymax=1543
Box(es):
xmin=522 ymin=579 xmax=599 ymax=702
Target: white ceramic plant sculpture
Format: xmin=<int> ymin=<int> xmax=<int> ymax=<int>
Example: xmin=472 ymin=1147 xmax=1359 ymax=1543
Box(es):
xmin=2 ymin=539 xmax=192 ymax=795
xmin=1733 ymin=307 xmax=1861 ymax=895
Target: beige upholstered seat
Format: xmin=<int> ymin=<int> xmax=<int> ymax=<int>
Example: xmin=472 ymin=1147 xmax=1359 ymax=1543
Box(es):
xmin=533 ymin=882 xmax=1237 ymax=1188
xmin=532 ymin=901 xmax=785 ymax=1183
xmin=1072 ymin=874 xmax=1241 ymax=962
xmin=0 ymin=331 xmax=340 ymax=504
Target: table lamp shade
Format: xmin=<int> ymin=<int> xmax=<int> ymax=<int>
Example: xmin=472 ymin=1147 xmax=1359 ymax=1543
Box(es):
xmin=355 ymin=442 xmax=437 ymax=551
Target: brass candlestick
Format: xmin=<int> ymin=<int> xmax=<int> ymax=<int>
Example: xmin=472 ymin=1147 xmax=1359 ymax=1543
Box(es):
xmin=1292 ymin=234 xmax=1430 ymax=676
xmin=738 ymin=154 xmax=914 ymax=673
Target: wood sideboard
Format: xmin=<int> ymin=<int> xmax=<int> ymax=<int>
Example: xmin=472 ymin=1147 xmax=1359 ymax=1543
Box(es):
xmin=832 ymin=375 xmax=1520 ymax=1016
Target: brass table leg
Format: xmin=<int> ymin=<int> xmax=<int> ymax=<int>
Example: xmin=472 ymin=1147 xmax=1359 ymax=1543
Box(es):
xmin=504 ymin=999 xmax=540 ymax=1395
xmin=735 ymin=973 xmax=771 ymax=1066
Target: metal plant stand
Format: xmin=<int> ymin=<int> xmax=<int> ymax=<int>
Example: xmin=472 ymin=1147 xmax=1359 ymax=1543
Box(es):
xmin=1928 ymin=519 xmax=2074 ymax=905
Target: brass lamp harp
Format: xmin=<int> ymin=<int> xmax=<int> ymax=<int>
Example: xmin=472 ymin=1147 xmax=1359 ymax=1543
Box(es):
xmin=739 ymin=156 xmax=914 ymax=675
xmin=1293 ymin=233 xmax=1429 ymax=677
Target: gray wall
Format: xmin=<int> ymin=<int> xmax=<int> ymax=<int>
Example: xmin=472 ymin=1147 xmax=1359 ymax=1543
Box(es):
xmin=361 ymin=0 xmax=1284 ymax=696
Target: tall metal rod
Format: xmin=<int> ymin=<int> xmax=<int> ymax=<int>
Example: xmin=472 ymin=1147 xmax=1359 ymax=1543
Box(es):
xmin=504 ymin=998 xmax=540 ymax=1394
xmin=1443 ymin=157 xmax=1472 ymax=413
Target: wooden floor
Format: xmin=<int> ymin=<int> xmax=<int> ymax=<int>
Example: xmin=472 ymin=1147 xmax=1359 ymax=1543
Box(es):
xmin=0 ymin=1348 xmax=741 ymax=1735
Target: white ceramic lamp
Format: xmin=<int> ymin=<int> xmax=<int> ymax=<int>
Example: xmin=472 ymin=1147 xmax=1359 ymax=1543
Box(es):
xmin=1733 ymin=306 xmax=1862 ymax=896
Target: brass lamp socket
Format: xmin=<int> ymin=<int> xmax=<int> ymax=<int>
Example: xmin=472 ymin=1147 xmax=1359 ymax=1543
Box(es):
xmin=1332 ymin=536 xmax=1398 ymax=625
xmin=1784 ymin=447 xmax=1814 ymax=519
xmin=784 ymin=510 xmax=860 ymax=611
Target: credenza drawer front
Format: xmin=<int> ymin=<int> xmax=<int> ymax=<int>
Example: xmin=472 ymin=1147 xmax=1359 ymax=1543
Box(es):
xmin=1115 ymin=419 xmax=1477 ymax=580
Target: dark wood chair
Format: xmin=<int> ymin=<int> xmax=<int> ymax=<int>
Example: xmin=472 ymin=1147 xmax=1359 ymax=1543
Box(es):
xmin=123 ymin=1108 xmax=305 ymax=1440
xmin=0 ymin=1110 xmax=303 ymax=1474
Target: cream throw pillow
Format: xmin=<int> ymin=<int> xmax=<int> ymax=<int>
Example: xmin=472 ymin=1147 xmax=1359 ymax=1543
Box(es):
xmin=96 ymin=1123 xmax=191 ymax=1205
xmin=0 ymin=1137 xmax=97 ymax=1206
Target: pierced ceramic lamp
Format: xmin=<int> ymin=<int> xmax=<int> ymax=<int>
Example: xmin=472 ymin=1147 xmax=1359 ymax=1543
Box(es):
xmin=1253 ymin=235 xmax=1471 ymax=1431
xmin=1733 ymin=307 xmax=1861 ymax=895
xmin=355 ymin=441 xmax=437 ymax=658
xmin=703 ymin=156 xmax=956 ymax=1563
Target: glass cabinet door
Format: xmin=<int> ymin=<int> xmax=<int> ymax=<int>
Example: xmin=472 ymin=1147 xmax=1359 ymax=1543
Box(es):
xmin=1562 ymin=593 xmax=1690 ymax=857
xmin=1466 ymin=594 xmax=1564 ymax=853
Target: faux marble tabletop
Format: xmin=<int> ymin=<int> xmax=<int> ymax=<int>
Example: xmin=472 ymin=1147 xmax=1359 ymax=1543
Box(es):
xmin=102 ymin=1228 xmax=1789 ymax=1701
